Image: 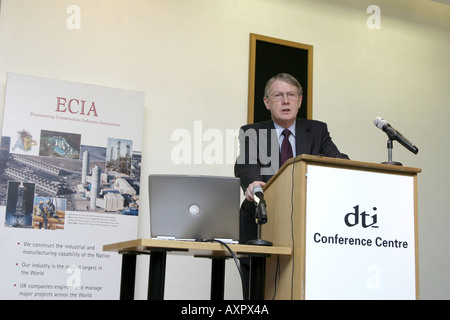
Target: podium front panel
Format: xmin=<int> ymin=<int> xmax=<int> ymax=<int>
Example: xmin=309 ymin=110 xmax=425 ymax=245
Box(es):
xmin=304 ymin=164 xmax=416 ymax=299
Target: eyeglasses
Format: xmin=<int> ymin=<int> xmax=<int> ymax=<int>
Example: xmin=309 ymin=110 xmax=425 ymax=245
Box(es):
xmin=269 ymin=91 xmax=299 ymax=102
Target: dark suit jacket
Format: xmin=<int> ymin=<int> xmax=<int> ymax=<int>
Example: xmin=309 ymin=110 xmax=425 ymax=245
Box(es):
xmin=234 ymin=119 xmax=349 ymax=245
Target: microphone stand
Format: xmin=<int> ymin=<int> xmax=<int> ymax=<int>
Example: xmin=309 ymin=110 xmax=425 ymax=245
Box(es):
xmin=382 ymin=139 xmax=403 ymax=166
xmin=247 ymin=204 xmax=273 ymax=246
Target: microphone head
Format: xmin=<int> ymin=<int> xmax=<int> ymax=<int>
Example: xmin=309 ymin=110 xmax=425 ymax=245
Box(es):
xmin=252 ymin=185 xmax=264 ymax=195
xmin=373 ymin=117 xmax=387 ymax=129
xmin=252 ymin=185 xmax=264 ymax=205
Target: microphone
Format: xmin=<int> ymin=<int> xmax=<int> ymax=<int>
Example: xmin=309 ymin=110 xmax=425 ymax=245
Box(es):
xmin=373 ymin=117 xmax=419 ymax=154
xmin=252 ymin=185 xmax=267 ymax=224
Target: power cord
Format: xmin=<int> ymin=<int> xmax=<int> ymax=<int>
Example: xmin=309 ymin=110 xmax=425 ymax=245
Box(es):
xmin=271 ymin=255 xmax=280 ymax=300
xmin=202 ymin=238 xmax=248 ymax=300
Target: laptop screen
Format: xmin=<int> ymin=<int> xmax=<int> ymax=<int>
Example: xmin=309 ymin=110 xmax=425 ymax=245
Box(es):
xmin=148 ymin=174 xmax=240 ymax=242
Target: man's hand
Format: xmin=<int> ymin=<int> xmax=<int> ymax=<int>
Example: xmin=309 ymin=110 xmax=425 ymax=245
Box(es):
xmin=245 ymin=181 xmax=266 ymax=202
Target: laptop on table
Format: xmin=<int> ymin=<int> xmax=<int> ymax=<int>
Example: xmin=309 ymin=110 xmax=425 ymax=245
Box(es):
xmin=148 ymin=174 xmax=240 ymax=243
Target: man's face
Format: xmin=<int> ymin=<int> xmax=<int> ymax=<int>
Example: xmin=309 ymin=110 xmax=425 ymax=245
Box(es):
xmin=263 ymin=79 xmax=302 ymax=128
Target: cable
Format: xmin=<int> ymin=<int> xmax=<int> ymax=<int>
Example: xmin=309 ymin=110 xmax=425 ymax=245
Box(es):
xmin=271 ymin=255 xmax=280 ymax=300
xmin=203 ymin=239 xmax=248 ymax=300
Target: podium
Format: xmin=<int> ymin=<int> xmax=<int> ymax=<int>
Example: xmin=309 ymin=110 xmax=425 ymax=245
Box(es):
xmin=262 ymin=155 xmax=421 ymax=300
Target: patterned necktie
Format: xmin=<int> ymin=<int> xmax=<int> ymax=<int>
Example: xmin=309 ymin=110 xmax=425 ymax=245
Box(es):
xmin=280 ymin=129 xmax=293 ymax=166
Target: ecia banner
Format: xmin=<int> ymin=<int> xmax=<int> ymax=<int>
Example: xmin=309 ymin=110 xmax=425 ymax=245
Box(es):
xmin=0 ymin=73 xmax=144 ymax=299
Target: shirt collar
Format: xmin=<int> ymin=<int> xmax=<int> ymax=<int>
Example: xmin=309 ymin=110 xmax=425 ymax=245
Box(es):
xmin=273 ymin=121 xmax=296 ymax=139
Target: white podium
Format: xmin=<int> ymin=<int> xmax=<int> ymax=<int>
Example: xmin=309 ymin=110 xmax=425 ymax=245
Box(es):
xmin=262 ymin=155 xmax=421 ymax=300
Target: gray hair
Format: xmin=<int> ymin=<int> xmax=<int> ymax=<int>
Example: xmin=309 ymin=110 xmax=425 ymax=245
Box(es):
xmin=264 ymin=73 xmax=303 ymax=97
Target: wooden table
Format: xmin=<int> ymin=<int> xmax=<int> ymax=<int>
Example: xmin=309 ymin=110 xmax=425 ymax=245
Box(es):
xmin=103 ymin=239 xmax=292 ymax=300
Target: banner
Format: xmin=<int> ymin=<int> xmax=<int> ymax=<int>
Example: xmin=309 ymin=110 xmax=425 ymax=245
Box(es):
xmin=0 ymin=73 xmax=144 ymax=299
xmin=305 ymin=165 xmax=416 ymax=299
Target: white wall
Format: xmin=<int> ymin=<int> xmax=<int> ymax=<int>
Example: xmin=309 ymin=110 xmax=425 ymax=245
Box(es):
xmin=0 ymin=0 xmax=449 ymax=299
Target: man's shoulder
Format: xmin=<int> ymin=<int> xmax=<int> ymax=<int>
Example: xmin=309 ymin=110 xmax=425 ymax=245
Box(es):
xmin=296 ymin=118 xmax=327 ymax=131
xmin=239 ymin=120 xmax=274 ymax=132
xmin=296 ymin=118 xmax=326 ymax=126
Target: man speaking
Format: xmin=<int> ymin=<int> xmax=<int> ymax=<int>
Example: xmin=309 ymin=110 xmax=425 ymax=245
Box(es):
xmin=234 ymin=73 xmax=349 ymax=292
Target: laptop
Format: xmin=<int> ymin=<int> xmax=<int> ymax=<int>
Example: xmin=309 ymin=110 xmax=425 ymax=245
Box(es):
xmin=149 ymin=174 xmax=241 ymax=242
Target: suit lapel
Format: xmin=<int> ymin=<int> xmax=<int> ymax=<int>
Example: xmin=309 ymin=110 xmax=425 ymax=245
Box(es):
xmin=295 ymin=118 xmax=311 ymax=156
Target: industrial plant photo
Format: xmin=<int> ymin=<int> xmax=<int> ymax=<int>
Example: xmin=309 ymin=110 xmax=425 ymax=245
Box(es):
xmin=1 ymin=131 xmax=141 ymax=229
